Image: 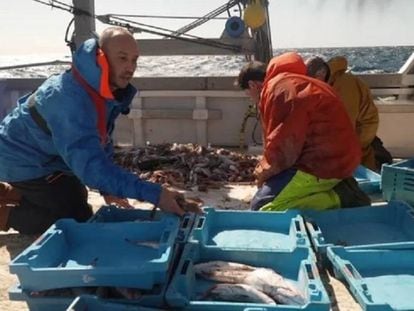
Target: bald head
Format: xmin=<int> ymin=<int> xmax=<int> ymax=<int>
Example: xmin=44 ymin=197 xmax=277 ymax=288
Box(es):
xmin=99 ymin=27 xmax=135 ymax=52
xmin=99 ymin=27 xmax=139 ymax=91
xmin=305 ymin=56 xmax=330 ymax=82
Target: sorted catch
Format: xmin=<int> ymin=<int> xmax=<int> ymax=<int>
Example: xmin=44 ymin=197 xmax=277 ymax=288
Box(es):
xmin=194 ymin=261 xmax=306 ymax=305
xmin=244 ymin=268 xmax=306 ymax=305
xmin=194 ymin=260 xmax=255 ymax=283
xmin=204 ymin=283 xmax=276 ymax=305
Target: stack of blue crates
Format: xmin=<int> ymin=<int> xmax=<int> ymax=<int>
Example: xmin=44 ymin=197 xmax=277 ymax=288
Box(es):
xmin=165 ymin=208 xmax=330 ymax=311
xmin=303 ymin=201 xmax=414 ymax=266
xmin=303 ymin=200 xmax=414 ymax=310
xmin=9 ymin=209 xmax=183 ymax=311
xmin=382 ymin=159 xmax=414 ymax=205
xmin=9 ymin=206 xmax=331 ymax=311
xmin=11 ymin=191 xmax=414 ymax=310
xmin=328 ymin=244 xmax=414 ymax=311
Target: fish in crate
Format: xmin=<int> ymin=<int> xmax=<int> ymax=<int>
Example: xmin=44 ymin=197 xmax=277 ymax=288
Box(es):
xmin=194 ymin=260 xmax=306 ymax=305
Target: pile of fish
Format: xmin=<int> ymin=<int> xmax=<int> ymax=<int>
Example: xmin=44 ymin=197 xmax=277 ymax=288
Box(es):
xmin=114 ymin=143 xmax=259 ymax=190
xmin=195 ymin=261 xmax=306 ymax=305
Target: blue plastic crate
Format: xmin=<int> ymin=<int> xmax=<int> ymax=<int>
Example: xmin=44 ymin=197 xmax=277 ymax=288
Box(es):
xmin=67 ymin=295 xmax=165 ymax=311
xmin=9 ymin=286 xmax=166 ymax=311
xmin=9 ymin=284 xmax=71 ymax=311
xmin=382 ymin=159 xmax=414 ymax=204
xmin=90 ymin=205 xmax=194 ymax=243
xmin=10 ymin=217 xmax=180 ymax=292
xmin=353 ymin=165 xmax=381 ymax=194
xmin=303 ymin=201 xmax=414 ymax=267
xmin=328 ymin=244 xmax=414 ymax=311
xmin=189 ymin=208 xmax=310 ymax=251
xmin=165 ymin=242 xmax=330 ymax=310
xmin=10 ymin=263 xmax=172 ymax=309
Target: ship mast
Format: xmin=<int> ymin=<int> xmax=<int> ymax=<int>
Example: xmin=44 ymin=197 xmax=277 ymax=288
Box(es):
xmin=72 ymin=0 xmax=273 ymax=63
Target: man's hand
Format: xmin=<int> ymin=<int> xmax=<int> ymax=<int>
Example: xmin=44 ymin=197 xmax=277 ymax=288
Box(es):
xmin=157 ymin=187 xmax=185 ymax=216
xmin=254 ymin=165 xmax=265 ymax=187
xmin=103 ymin=195 xmax=134 ymax=209
xmin=157 ymin=187 xmax=203 ymax=216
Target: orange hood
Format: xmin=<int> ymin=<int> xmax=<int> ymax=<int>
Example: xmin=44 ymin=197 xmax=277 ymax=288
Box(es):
xmin=264 ymin=52 xmax=307 ymax=84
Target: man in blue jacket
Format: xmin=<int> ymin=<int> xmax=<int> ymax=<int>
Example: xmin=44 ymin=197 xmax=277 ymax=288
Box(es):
xmin=0 ymin=27 xmax=188 ymax=234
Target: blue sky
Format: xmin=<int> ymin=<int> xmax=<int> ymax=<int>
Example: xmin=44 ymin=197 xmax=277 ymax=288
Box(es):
xmin=1 ymin=0 xmax=413 ymax=55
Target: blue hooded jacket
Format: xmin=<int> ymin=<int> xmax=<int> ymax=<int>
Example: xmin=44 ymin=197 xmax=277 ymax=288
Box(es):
xmin=0 ymin=39 xmax=161 ymax=205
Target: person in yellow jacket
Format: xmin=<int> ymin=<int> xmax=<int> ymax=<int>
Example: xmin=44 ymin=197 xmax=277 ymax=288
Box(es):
xmin=328 ymin=56 xmax=379 ymax=171
xmin=306 ymin=56 xmax=391 ymax=171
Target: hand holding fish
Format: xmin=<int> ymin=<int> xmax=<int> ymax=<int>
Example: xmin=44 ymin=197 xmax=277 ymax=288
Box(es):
xmin=176 ymin=195 xmax=203 ymax=214
xmin=157 ymin=187 xmax=184 ymax=216
xmin=157 ymin=186 xmax=203 ymax=217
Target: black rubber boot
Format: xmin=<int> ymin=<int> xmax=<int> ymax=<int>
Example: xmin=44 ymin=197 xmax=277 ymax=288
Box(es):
xmin=333 ymin=177 xmax=371 ymax=208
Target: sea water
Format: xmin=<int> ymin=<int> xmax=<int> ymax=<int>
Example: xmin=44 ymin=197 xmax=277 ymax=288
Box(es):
xmin=0 ymin=46 xmax=413 ymax=79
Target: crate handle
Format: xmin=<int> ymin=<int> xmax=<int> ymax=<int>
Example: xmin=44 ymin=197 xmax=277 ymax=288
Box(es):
xmin=294 ymin=219 xmax=304 ymax=233
xmin=180 ymin=260 xmax=190 ymax=275
xmin=308 ymin=220 xmax=320 ymax=232
xmin=25 ymin=250 xmax=39 ymax=261
xmin=196 ymin=217 xmax=205 ymax=229
xmin=33 ymin=232 xmax=53 ymax=248
xmin=181 ymin=216 xmax=190 ymax=229
xmin=161 ymin=230 xmax=171 ymax=244
xmin=305 ymin=263 xmax=315 ymax=280
xmin=342 ymin=263 xmax=361 ymax=280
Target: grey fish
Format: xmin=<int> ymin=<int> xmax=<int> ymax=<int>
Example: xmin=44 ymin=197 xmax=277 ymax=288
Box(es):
xmin=244 ymin=268 xmax=306 ymax=305
xmin=194 ymin=261 xmax=306 ymax=305
xmin=194 ymin=261 xmax=255 ymax=283
xmin=204 ymin=283 xmax=277 ymax=305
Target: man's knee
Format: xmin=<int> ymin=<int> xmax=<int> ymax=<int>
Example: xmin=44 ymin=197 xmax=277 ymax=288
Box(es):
xmin=250 ymin=191 xmax=275 ymax=211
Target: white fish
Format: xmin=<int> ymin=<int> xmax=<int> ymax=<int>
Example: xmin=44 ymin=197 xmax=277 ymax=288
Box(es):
xmin=204 ymin=283 xmax=277 ymax=305
xmin=194 ymin=261 xmax=255 ymax=283
xmin=194 ymin=261 xmax=306 ymax=305
xmin=244 ymin=268 xmax=306 ymax=305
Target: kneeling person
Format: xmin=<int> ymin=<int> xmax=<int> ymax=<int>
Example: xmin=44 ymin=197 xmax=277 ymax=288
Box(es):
xmin=237 ymin=52 xmax=364 ymax=211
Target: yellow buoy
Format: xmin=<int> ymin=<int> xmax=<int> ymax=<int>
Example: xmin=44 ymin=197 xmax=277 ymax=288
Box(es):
xmin=243 ymin=0 xmax=266 ymax=29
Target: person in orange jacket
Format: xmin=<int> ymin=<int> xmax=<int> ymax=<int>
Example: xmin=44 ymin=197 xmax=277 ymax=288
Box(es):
xmin=306 ymin=56 xmax=392 ymax=171
xmin=237 ymin=52 xmax=366 ymax=211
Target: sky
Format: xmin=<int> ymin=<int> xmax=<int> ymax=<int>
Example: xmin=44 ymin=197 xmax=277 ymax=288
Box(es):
xmin=0 ymin=0 xmax=413 ymax=55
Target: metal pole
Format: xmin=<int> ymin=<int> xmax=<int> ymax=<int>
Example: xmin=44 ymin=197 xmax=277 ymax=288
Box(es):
xmin=253 ymin=0 xmax=273 ymax=63
xmin=73 ymin=0 xmax=96 ymax=49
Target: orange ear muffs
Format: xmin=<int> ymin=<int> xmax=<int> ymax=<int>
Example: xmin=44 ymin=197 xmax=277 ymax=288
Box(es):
xmin=96 ymin=48 xmax=114 ymax=100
